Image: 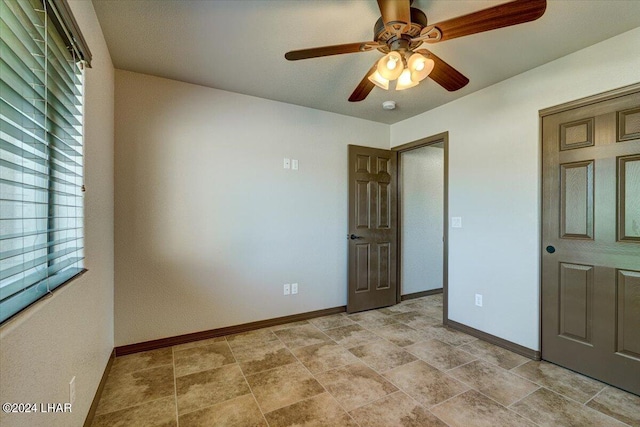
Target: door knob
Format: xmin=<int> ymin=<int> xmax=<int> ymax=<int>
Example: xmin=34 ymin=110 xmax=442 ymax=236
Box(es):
xmin=546 ymin=245 xmax=555 ymax=254
xmin=349 ymin=234 xmax=363 ymax=240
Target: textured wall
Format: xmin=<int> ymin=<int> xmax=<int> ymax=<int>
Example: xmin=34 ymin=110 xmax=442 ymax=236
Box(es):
xmin=401 ymin=145 xmax=444 ymax=295
xmin=391 ymin=27 xmax=640 ymax=350
xmin=0 ymin=1 xmax=115 ymax=426
xmin=113 ymin=71 xmax=389 ymax=346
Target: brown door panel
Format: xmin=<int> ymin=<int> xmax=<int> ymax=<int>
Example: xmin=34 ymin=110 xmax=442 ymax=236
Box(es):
xmin=541 ymin=91 xmax=640 ymax=395
xmin=348 ymin=145 xmax=398 ymax=313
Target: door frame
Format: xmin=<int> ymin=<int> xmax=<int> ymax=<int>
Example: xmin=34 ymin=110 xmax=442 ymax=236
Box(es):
xmin=538 ymin=82 xmax=640 ymax=357
xmin=393 ymin=132 xmax=449 ymax=324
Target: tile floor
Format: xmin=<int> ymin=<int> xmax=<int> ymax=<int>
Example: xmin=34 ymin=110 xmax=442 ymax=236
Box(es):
xmin=91 ymin=294 xmax=640 ymax=427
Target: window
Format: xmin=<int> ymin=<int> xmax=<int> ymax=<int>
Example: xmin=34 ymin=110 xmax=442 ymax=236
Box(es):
xmin=1 ymin=0 xmax=91 ymax=323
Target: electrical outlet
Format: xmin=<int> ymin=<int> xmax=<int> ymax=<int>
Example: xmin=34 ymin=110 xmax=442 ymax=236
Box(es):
xmin=284 ymin=158 xmax=290 ymax=169
xmin=475 ymin=294 xmax=483 ymax=307
xmin=69 ymin=376 xmax=76 ymax=404
xmin=283 ymin=284 xmax=290 ymax=295
xmin=451 ymin=217 xmax=462 ymax=228
xmin=291 ymin=283 xmax=298 ymax=294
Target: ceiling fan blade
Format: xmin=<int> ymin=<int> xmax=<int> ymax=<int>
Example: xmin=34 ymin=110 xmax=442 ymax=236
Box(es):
xmin=285 ymin=42 xmax=378 ymax=61
xmin=377 ymin=0 xmax=411 ymax=32
xmin=416 ymin=49 xmax=469 ymax=92
xmin=349 ymin=63 xmax=378 ymax=102
xmin=431 ymin=0 xmax=546 ymax=42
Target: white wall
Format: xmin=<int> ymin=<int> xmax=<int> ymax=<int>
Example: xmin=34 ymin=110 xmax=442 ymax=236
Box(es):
xmin=391 ymin=27 xmax=640 ymax=350
xmin=114 ymin=71 xmax=389 ymax=346
xmin=0 ymin=2 xmax=114 ymax=426
xmin=401 ymin=145 xmax=444 ymax=295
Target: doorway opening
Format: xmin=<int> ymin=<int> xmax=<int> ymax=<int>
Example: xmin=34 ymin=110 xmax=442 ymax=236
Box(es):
xmin=394 ymin=132 xmax=449 ymax=324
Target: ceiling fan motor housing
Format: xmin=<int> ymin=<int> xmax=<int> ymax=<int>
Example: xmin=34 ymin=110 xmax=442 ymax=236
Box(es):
xmin=374 ymin=7 xmax=428 ymax=53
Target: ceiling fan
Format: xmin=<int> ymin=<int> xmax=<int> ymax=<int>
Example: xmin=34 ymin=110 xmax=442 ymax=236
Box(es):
xmin=285 ymin=0 xmax=547 ymax=102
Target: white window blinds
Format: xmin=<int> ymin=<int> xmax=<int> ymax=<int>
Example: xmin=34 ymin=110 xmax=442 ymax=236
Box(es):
xmin=1 ymin=0 xmax=88 ymax=323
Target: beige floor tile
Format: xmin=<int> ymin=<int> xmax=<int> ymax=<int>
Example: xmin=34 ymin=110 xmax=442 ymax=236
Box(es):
xmin=422 ymin=325 xmax=477 ymax=346
xmin=172 ymin=336 xmax=226 ymax=352
xmin=404 ymin=296 xmax=443 ymax=309
xmin=384 ymin=360 xmax=469 ymax=407
xmin=91 ymin=396 xmax=176 ymax=427
xmin=378 ymin=303 xmax=418 ymax=315
xmin=587 ymin=386 xmax=640 ymax=427
xmin=269 ymin=320 xmax=310 ymax=331
xmin=293 ymin=342 xmax=359 ymax=374
xmin=347 ymin=310 xmax=390 ymax=323
xmin=96 ymin=365 xmax=175 ymax=415
xmin=175 ymin=364 xmax=250 ymax=415
xmin=109 ymin=348 xmax=173 ymax=376
xmin=431 ymin=389 xmax=536 ymax=427
xmin=448 ymin=359 xmax=539 ymax=406
xmin=323 ymin=324 xmax=381 ymax=348
xmin=315 ymin=362 xmax=398 ymax=411
xmin=392 ymin=311 xmax=442 ymax=329
xmin=349 ymin=340 xmax=417 ymax=372
xmin=264 ymin=393 xmax=358 ymax=427
xmin=93 ymin=304 xmax=634 ymax=427
xmin=174 ymin=341 xmax=235 ymax=377
xmin=273 ymin=324 xmax=332 ymax=349
xmin=91 ymin=396 xmax=177 ymax=427
xmin=406 ymin=339 xmax=477 ymax=370
xmin=511 ymin=360 xmax=605 ymax=403
xmin=458 ymin=339 xmax=529 ymax=369
xmin=371 ymin=323 xmax=427 ymax=347
xmin=309 ymin=313 xmax=357 ymax=331
xmin=409 ymin=304 xmax=444 ymax=319
xmin=233 ymin=339 xmax=297 ymax=375
xmin=245 ymin=362 xmax=325 ymax=413
xmin=348 ymin=310 xmax=399 ymax=328
xmin=178 ymin=394 xmax=267 ymax=427
xmin=349 ymin=391 xmax=448 ymax=427
xmin=511 ymin=387 xmax=626 ymax=427
xmin=226 ymin=328 xmax=279 ymax=351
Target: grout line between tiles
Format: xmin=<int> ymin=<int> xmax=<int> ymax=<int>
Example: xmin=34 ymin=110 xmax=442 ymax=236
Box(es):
xmin=506 ymin=367 xmax=608 ymax=409
xmin=427 ymin=387 xmax=470 ymax=411
xmin=584 ymin=384 xmax=607 ymax=406
xmin=226 ymin=336 xmax=271 ymax=427
xmin=291 ymin=337 xmax=364 ymax=426
xmin=453 ymin=386 xmax=544 ymax=427
xmin=506 ymin=384 xmax=542 ymax=409
xmin=171 ymin=346 xmax=179 ymax=426
xmin=588 ymin=407 xmax=635 ymax=427
xmin=580 ymin=386 xmax=637 ymax=427
xmin=455 ymin=344 xmax=527 ymax=372
xmin=510 ymin=357 xmax=533 ymax=370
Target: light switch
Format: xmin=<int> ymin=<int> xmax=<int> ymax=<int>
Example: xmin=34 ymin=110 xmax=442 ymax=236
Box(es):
xmin=292 ymin=159 xmax=299 ymax=170
xmin=284 ymin=158 xmax=290 ymax=169
xmin=451 ymin=217 xmax=462 ymax=228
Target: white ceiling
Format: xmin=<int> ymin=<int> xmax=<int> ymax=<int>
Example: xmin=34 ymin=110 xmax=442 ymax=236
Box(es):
xmin=92 ymin=0 xmax=640 ymax=124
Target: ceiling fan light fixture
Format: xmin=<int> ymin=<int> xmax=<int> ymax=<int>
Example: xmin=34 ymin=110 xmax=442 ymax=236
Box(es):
xmin=408 ymin=53 xmax=435 ymax=82
xmin=396 ymin=68 xmax=419 ymax=91
xmin=368 ymin=70 xmax=389 ymax=90
xmin=377 ymin=51 xmax=403 ymax=80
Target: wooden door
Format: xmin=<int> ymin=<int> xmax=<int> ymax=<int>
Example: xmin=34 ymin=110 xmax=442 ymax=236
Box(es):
xmin=348 ymin=145 xmax=398 ymax=313
xmin=541 ymin=90 xmax=640 ymax=395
